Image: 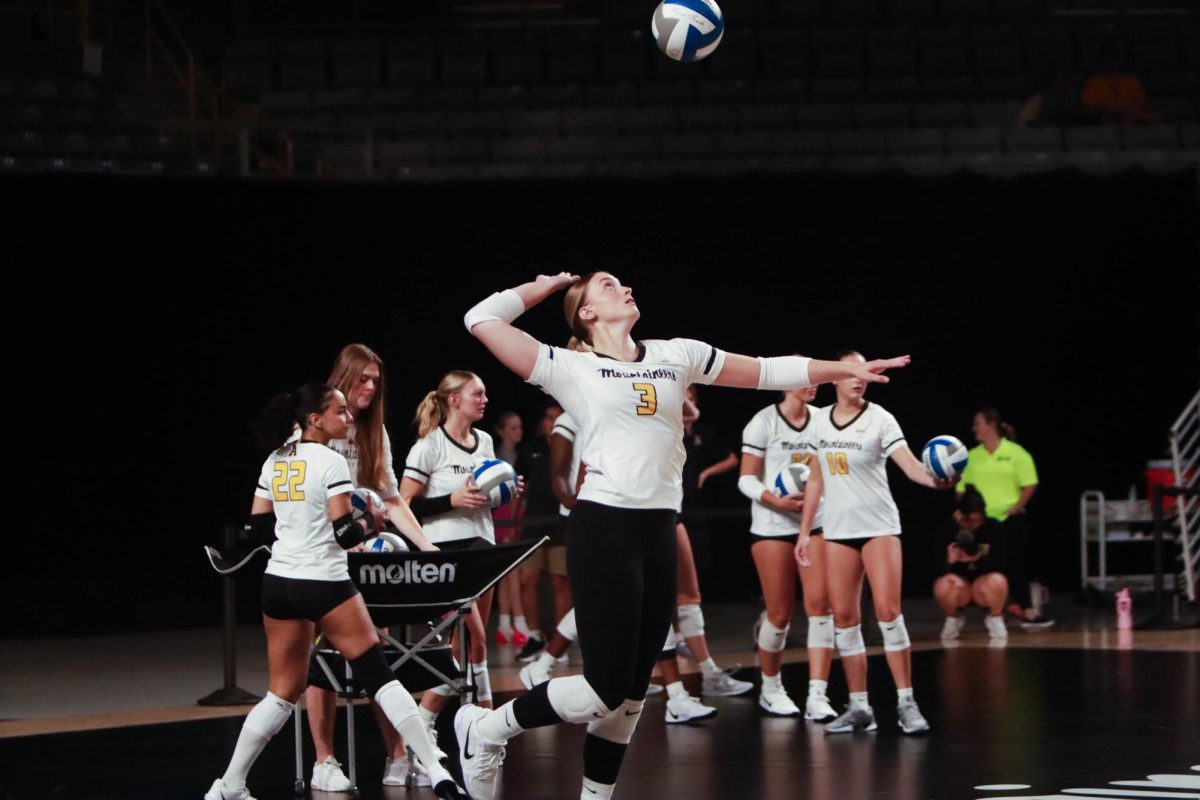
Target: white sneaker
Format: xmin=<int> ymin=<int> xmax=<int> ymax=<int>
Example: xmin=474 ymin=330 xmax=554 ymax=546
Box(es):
xmin=311 ymin=756 xmax=353 ymax=792
xmin=985 ymin=614 xmax=1008 ymax=639
xmin=824 ymin=704 xmax=877 ymax=734
xmin=205 ymin=779 xmax=255 ymax=800
xmin=940 ymin=615 xmax=965 ymax=640
xmin=702 ymin=668 xmax=755 ymax=697
xmin=518 ymin=660 xmax=552 ymax=690
xmin=804 ymin=693 xmax=837 ymax=721
xmin=383 ymin=755 xmax=432 ymax=788
xmin=897 ymin=697 xmax=930 ymax=735
xmin=665 ymin=692 xmax=717 ymax=724
xmin=758 ymin=688 xmax=801 ymax=717
xmin=425 ymin=717 xmax=449 ymax=762
xmin=454 ymin=703 xmax=504 ymax=800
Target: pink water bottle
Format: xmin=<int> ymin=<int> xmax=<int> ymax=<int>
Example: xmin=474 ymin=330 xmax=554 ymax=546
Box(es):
xmin=1116 ymin=588 xmax=1133 ymax=630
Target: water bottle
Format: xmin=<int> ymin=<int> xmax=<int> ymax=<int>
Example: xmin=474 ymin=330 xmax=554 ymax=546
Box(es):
xmin=1116 ymin=587 xmax=1133 ymax=630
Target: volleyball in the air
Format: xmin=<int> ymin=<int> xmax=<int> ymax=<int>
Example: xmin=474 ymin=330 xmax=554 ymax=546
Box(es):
xmin=774 ymin=462 xmax=810 ymax=497
xmin=365 ymin=531 xmax=409 ymax=553
xmin=651 ymin=0 xmax=724 ymax=63
xmin=474 ymin=458 xmax=518 ymax=508
xmin=922 ymin=436 xmax=969 ymax=480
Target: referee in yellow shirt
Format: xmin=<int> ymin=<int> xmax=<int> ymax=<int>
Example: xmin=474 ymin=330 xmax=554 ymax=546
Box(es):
xmin=957 ymin=408 xmax=1054 ymax=629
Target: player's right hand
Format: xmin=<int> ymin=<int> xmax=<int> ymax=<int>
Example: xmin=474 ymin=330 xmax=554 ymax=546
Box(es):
xmin=451 ymin=477 xmax=490 ymax=509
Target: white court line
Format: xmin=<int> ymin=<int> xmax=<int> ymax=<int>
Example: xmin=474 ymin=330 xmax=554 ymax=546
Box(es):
xmin=977 ymin=787 xmax=1034 ymax=792
xmin=1063 ymin=789 xmax=1200 ymax=799
xmin=1111 ymin=779 xmax=1200 ymax=791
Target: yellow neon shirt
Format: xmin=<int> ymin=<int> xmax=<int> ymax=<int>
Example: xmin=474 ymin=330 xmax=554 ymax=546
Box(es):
xmin=957 ymin=438 xmax=1038 ymax=521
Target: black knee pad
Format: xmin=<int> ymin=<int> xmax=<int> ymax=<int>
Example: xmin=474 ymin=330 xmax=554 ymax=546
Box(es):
xmin=350 ymin=646 xmax=395 ymax=697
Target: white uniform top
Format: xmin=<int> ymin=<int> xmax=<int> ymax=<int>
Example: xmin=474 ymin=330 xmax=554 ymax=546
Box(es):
xmin=527 ymin=338 xmax=727 ymax=511
xmin=551 ymin=411 xmax=585 ymax=517
xmin=810 ymin=401 xmax=907 ymax=540
xmin=403 ymin=425 xmax=497 ymax=545
xmin=327 ymin=423 xmax=400 ymax=500
xmin=255 ymin=441 xmax=355 ymax=581
xmin=741 ymin=403 xmax=825 ymax=536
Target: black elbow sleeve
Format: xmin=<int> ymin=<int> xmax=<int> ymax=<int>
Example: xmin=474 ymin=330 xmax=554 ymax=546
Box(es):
xmin=333 ymin=513 xmax=371 ymax=550
xmin=407 ymin=494 xmax=454 ymax=520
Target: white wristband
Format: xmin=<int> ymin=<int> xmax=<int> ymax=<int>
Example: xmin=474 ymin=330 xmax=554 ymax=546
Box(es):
xmin=738 ymin=473 xmax=770 ymax=503
xmin=756 ymin=355 xmax=813 ymax=390
xmin=463 ymin=289 xmax=526 ymax=332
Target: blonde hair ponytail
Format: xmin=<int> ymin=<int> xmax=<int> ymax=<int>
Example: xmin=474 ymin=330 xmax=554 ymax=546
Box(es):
xmin=413 ymin=371 xmax=479 ymax=439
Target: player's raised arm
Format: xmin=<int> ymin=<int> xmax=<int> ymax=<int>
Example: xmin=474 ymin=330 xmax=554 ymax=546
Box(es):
xmin=463 ymin=273 xmax=580 ymax=380
xmin=712 ymin=353 xmax=911 ymax=390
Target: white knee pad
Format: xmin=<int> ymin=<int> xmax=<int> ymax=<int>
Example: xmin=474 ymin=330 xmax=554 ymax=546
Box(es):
xmin=586 ymin=698 xmax=643 ymax=744
xmin=807 ymin=614 xmax=835 ymax=650
xmin=374 ymin=680 xmax=419 ymax=729
xmin=244 ymin=691 xmax=294 ymax=739
xmin=471 ymin=661 xmax=492 ymax=703
xmin=677 ymin=604 xmax=705 ymax=638
xmin=879 ymin=616 xmax=911 ymax=652
xmin=547 ymin=674 xmax=611 ymax=724
xmin=834 ymin=624 xmax=866 ymax=658
xmin=557 ymin=608 xmax=578 ymax=642
xmin=757 ymin=618 xmax=789 ymax=654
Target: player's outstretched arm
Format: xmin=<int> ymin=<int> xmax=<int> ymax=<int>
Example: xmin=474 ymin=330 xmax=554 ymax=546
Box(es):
xmin=464 ymin=273 xmax=580 ymax=380
xmin=713 ymin=353 xmax=912 ymax=390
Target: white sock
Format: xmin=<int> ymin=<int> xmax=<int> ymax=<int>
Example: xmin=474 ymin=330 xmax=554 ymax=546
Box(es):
xmin=535 ymin=650 xmax=558 ymax=670
xmin=699 ymin=657 xmax=721 ymax=675
xmin=514 ymin=615 xmax=530 ymax=635
xmin=498 ymin=613 xmax=512 ymax=632
xmin=417 ymin=705 xmax=438 ymax=726
xmin=808 ymin=679 xmax=828 ymax=697
xmin=471 ymin=661 xmax=492 ymax=704
xmin=665 ymin=680 xmax=687 ymax=700
xmin=849 ymin=691 xmax=869 ymax=709
xmin=581 ymin=777 xmax=615 ymax=799
xmin=529 ymin=629 xmax=543 ymax=641
xmin=478 ymin=700 xmax=523 ymax=743
xmin=223 ymin=692 xmax=294 ymax=788
xmin=761 ymin=673 xmax=783 ymax=693
xmin=897 ymin=687 xmax=914 ymax=702
xmin=376 ymin=682 xmax=442 ymax=774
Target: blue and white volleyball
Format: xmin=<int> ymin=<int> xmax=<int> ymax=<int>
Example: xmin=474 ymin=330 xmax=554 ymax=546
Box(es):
xmin=364 ymin=531 xmax=409 ymax=553
xmin=774 ymin=462 xmax=810 ymax=497
xmin=652 ymin=0 xmax=724 ymax=63
xmin=922 ymin=435 xmax=969 ymax=480
xmin=474 ymin=458 xmax=518 ymax=507
xmin=350 ymin=487 xmax=383 ymax=517
xmin=487 ymin=475 xmax=518 ymax=509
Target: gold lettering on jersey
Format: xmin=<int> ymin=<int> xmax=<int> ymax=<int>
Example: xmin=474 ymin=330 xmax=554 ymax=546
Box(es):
xmin=271 ymin=461 xmax=308 ymax=501
xmin=826 ymin=452 xmax=850 ymax=476
xmin=633 ymin=383 xmax=658 ymax=416
xmin=598 ymin=367 xmax=678 ymax=381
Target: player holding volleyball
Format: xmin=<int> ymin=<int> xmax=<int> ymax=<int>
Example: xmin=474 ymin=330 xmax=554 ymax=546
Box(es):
xmin=797 ymin=350 xmax=955 ymax=736
xmin=204 ymin=384 xmax=463 ymax=800
xmin=739 ymin=386 xmax=838 ymax=720
xmin=454 ymin=272 xmax=909 ymax=800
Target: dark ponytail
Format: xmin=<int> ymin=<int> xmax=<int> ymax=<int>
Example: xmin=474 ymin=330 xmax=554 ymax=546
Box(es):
xmin=977 ymin=406 xmax=1016 ymax=441
xmin=254 ymin=383 xmax=336 ymax=451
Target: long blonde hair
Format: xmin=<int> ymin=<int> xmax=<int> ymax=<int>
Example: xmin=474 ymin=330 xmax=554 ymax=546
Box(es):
xmin=563 ymin=271 xmax=600 ymax=352
xmin=327 ymin=343 xmax=389 ymax=492
xmin=413 ymin=370 xmax=480 ymax=439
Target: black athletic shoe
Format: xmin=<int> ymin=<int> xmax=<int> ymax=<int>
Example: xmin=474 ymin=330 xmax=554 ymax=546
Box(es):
xmin=516 ymin=637 xmax=546 ymax=663
xmin=1019 ymin=615 xmax=1056 ymax=629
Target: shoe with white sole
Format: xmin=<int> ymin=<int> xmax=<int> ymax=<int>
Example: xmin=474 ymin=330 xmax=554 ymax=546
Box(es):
xmin=897 ymin=697 xmax=930 ymax=735
xmin=804 ymin=693 xmax=837 ymax=721
xmin=383 ymin=755 xmax=432 ymax=788
xmin=665 ymin=692 xmax=717 ymax=724
xmin=311 ymin=756 xmax=353 ymax=792
xmin=940 ymin=614 xmax=965 ymax=640
xmin=454 ymin=704 xmax=504 ymax=800
xmin=645 ymin=682 xmax=664 ymax=696
xmin=758 ymin=688 xmax=801 ymax=717
xmin=824 ymin=704 xmax=877 ymax=734
xmin=985 ymin=614 xmax=1008 ymax=639
xmin=425 ymin=717 xmax=449 ymax=762
xmin=518 ymin=660 xmax=552 ymax=690
xmin=702 ymin=668 xmax=755 ymax=697
xmin=204 ymin=779 xmax=255 ymax=800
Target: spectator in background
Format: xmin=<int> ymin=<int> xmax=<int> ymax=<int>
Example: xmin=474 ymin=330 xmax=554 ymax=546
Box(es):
xmin=958 ymin=407 xmax=1054 ymax=629
xmin=492 ymin=410 xmax=530 ymax=646
xmin=515 ymin=403 xmax=568 ymax=663
xmin=934 ymin=486 xmax=1009 ymax=641
xmin=1016 ymin=67 xmax=1085 ymax=128
xmin=1081 ymin=45 xmax=1160 ymax=124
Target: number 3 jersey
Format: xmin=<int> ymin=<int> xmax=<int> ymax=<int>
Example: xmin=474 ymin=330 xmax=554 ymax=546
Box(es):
xmin=810 ymin=401 xmax=908 ymax=540
xmin=741 ymin=404 xmax=825 ymax=536
xmin=254 ymin=441 xmax=356 ymax=581
xmin=527 ymin=338 xmax=726 ymax=511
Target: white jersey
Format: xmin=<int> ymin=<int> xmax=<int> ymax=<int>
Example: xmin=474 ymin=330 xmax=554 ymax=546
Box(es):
xmin=551 ymin=411 xmax=585 ymax=517
xmin=741 ymin=404 xmax=825 ymax=536
xmin=403 ymin=425 xmax=497 ymax=544
xmin=527 ymin=338 xmax=726 ymax=511
xmin=327 ymin=423 xmax=400 ymax=500
xmin=255 ymin=441 xmax=355 ymax=581
xmin=810 ymin=401 xmax=907 ymax=540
